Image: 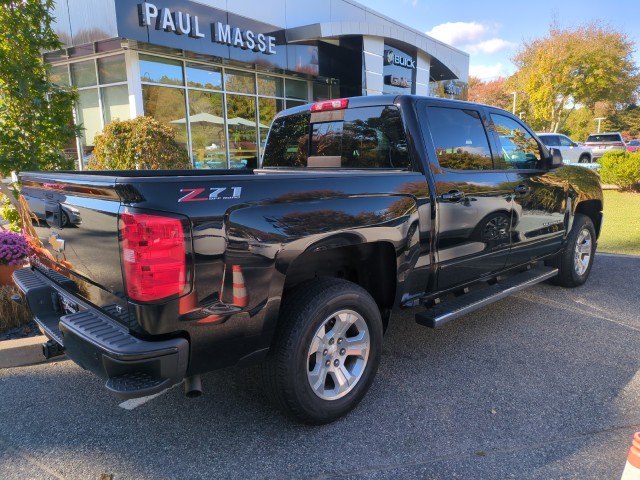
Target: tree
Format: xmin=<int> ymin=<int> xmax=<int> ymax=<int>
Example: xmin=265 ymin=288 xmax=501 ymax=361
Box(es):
xmin=511 ymin=22 xmax=639 ymax=133
xmin=0 ymin=0 xmax=79 ymax=175
xmin=467 ymin=76 xmax=512 ymax=110
xmin=88 ymin=116 xmax=191 ymax=170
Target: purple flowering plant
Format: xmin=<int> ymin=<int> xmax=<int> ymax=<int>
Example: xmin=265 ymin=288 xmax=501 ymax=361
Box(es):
xmin=0 ymin=230 xmax=29 ymax=266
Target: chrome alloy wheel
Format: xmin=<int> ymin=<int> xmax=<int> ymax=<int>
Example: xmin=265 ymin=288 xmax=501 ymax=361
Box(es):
xmin=573 ymin=228 xmax=593 ymax=276
xmin=306 ymin=309 xmax=370 ymax=401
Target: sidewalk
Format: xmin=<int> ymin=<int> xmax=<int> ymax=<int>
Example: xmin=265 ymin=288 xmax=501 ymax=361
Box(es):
xmin=0 ymin=334 xmax=57 ymax=369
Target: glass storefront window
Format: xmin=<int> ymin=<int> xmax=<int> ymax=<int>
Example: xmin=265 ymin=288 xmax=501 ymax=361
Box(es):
xmin=139 ymin=54 xmax=184 ymax=86
xmin=286 ymin=99 xmax=306 ymax=109
xmin=142 ymin=85 xmax=188 ymax=148
xmin=71 ymin=60 xmax=97 ymax=88
xmin=102 ymin=85 xmax=130 ymax=124
xmin=188 ymin=90 xmax=226 ymax=169
xmin=225 ymin=69 xmax=256 ymax=94
xmin=258 ymin=97 xmax=283 ymax=154
xmin=285 ymin=79 xmax=307 ymax=100
xmin=186 ymin=63 xmax=222 ymax=90
xmin=49 ymin=65 xmax=70 ymax=87
xmin=76 ymin=89 xmax=102 ymax=146
xmin=98 ymin=55 xmax=127 ymax=84
xmin=227 ymin=94 xmax=257 ymax=169
xmin=258 ymin=75 xmax=283 ymax=97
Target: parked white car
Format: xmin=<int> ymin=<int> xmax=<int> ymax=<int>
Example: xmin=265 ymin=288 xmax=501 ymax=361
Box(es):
xmin=537 ymin=133 xmax=593 ymax=163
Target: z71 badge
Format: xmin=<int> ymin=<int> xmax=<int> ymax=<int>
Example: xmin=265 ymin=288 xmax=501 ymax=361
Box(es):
xmin=179 ymin=187 xmax=242 ymax=202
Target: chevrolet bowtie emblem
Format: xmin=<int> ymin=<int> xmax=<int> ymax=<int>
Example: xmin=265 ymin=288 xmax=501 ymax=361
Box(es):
xmin=48 ymin=233 xmax=65 ymax=253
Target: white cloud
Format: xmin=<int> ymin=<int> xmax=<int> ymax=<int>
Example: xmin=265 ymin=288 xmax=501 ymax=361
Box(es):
xmin=465 ymin=38 xmax=517 ymax=55
xmin=469 ymin=63 xmax=509 ymax=80
xmin=426 ymin=21 xmax=489 ymax=46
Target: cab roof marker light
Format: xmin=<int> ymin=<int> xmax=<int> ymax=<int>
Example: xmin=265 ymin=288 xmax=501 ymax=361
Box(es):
xmin=311 ymin=99 xmax=349 ymax=112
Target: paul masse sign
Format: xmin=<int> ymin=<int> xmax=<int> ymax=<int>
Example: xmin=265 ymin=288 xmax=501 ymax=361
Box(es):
xmin=139 ymin=2 xmax=277 ymax=54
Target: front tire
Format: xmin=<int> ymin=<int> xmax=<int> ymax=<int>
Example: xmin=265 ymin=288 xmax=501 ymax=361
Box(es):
xmin=262 ymin=278 xmax=383 ymax=424
xmin=553 ymin=214 xmax=596 ymax=287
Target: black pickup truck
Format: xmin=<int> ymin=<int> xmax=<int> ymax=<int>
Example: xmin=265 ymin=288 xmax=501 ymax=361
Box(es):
xmin=14 ymin=95 xmax=603 ymax=424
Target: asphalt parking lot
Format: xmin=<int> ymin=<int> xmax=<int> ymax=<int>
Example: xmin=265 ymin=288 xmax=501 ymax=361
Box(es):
xmin=1 ymin=253 xmax=639 ymax=479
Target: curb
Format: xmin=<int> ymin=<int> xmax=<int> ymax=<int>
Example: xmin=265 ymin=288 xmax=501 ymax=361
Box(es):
xmin=0 ymin=335 xmax=64 ymax=369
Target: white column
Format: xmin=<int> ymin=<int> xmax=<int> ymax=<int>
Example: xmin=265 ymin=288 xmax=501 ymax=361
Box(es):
xmin=415 ymin=51 xmax=431 ymax=96
xmin=362 ymin=36 xmax=383 ymax=96
xmin=124 ymin=49 xmax=144 ymax=118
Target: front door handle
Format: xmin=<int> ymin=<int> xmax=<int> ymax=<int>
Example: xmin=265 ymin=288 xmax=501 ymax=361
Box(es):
xmin=441 ymin=190 xmax=465 ymax=201
xmin=514 ymin=185 xmax=530 ymax=195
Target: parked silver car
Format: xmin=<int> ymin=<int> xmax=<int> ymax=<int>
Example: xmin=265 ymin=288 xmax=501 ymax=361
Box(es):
xmin=537 ymin=133 xmax=593 ymax=163
xmin=584 ymin=132 xmax=626 ymax=160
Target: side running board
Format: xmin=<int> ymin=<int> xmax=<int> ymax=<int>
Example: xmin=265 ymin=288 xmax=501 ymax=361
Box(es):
xmin=415 ymin=266 xmax=558 ymax=328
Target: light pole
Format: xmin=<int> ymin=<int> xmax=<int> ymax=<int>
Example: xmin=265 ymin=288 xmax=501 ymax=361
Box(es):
xmin=511 ymin=91 xmax=517 ymax=114
xmin=594 ymin=117 xmax=605 ymax=133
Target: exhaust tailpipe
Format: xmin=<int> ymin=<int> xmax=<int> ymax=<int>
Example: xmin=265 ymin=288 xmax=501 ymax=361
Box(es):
xmin=184 ymin=375 xmax=202 ymax=398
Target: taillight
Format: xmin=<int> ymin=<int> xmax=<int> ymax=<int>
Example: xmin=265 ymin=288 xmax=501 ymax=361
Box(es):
xmin=311 ymin=98 xmax=349 ymax=112
xmin=613 ymin=142 xmax=625 ymax=147
xmin=119 ymin=212 xmax=186 ymax=302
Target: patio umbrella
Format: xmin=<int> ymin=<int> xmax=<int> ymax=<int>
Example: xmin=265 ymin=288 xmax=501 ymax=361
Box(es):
xmin=171 ymin=112 xmax=225 ymax=125
xmin=227 ymin=117 xmax=269 ymax=129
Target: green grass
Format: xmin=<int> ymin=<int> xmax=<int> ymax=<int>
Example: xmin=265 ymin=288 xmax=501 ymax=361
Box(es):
xmin=597 ymin=190 xmax=640 ymax=256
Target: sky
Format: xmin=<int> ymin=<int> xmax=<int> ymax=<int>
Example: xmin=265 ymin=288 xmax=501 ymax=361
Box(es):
xmin=358 ymin=0 xmax=640 ymax=81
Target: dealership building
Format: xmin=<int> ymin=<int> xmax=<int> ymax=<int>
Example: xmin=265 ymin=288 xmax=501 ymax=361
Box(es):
xmin=47 ymin=0 xmax=469 ymax=169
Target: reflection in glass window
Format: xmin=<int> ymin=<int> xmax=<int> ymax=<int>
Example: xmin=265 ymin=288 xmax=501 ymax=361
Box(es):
xmin=186 ymin=63 xmax=222 ymax=90
xmin=311 ymin=121 xmax=343 ymax=157
xmin=139 ymin=54 xmax=184 ymax=86
xmin=188 ymin=90 xmax=226 ymax=169
xmin=71 ymin=60 xmax=97 ymax=88
xmin=226 ymin=94 xmax=257 ymax=169
xmin=285 ymin=79 xmax=307 ymax=100
xmin=262 ymin=114 xmax=310 ymax=167
xmin=98 ymin=55 xmax=127 ymax=84
xmin=427 ymin=107 xmax=493 ymax=170
xmin=262 ymin=106 xmax=410 ymax=169
xmin=225 ymin=70 xmax=255 ymax=94
xmin=257 ymin=75 xmax=283 ymax=97
xmin=102 ymin=85 xmax=130 ymax=123
xmin=49 ymin=65 xmax=70 ymax=87
xmin=491 ymin=114 xmax=541 ymax=169
xmin=258 ymin=97 xmax=284 ymax=153
xmin=76 ymin=89 xmax=101 ymax=146
xmin=342 ymin=106 xmax=410 ymax=169
xmin=142 ymin=85 xmax=188 ymax=147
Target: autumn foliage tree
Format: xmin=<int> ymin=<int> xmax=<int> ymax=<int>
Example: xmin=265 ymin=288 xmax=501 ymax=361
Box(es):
xmin=511 ymin=22 xmax=639 ymax=133
xmin=467 ymin=76 xmax=512 ymax=110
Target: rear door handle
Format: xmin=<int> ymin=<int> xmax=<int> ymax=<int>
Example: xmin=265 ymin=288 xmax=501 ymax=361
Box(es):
xmin=514 ymin=185 xmax=530 ymax=195
xmin=441 ymin=190 xmax=465 ymax=201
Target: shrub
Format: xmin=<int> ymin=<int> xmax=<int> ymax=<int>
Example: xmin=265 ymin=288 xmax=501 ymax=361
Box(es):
xmin=599 ymin=150 xmax=640 ymax=191
xmin=0 ymin=285 xmax=32 ymax=331
xmin=88 ymin=116 xmax=191 ymax=170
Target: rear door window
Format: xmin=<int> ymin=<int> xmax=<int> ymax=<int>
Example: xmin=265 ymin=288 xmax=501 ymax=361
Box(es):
xmin=426 ymin=106 xmax=493 ymax=170
xmin=262 ymin=106 xmax=411 ymax=169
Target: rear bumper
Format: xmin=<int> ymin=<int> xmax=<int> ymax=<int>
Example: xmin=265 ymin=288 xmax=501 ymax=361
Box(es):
xmin=13 ymin=267 xmax=189 ymax=399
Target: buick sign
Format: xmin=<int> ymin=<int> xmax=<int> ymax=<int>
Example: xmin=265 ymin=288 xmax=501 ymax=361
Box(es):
xmin=383 ymin=49 xmax=416 ymax=69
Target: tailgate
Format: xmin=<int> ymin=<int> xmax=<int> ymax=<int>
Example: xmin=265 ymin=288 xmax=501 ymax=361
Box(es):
xmin=19 ymin=173 xmax=131 ymax=326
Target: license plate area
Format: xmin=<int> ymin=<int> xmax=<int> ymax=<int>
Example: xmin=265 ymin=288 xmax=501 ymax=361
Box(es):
xmin=57 ymin=292 xmax=79 ymax=316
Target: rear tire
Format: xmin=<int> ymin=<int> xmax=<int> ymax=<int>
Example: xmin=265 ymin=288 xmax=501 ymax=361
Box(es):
xmin=262 ymin=278 xmax=383 ymax=424
xmin=578 ymin=154 xmax=591 ymax=164
xmin=553 ymin=214 xmax=596 ymax=287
